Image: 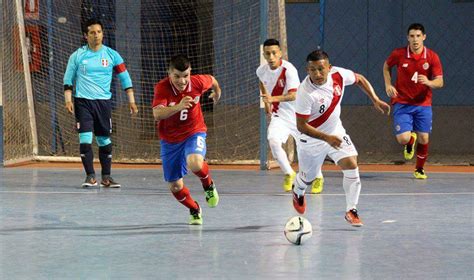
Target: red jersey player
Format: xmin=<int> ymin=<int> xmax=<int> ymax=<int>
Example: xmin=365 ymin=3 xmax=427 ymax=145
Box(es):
xmin=383 ymin=23 xmax=444 ymax=179
xmin=152 ymin=55 xmax=222 ymax=225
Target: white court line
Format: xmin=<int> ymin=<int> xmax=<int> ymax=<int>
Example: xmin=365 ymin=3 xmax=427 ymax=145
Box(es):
xmin=0 ymin=191 xmax=473 ymax=196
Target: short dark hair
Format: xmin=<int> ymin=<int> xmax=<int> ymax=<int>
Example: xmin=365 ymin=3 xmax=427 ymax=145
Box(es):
xmin=82 ymin=18 xmax=103 ymax=35
xmin=407 ymin=23 xmax=425 ymax=34
xmin=306 ymin=50 xmax=329 ymax=62
xmin=263 ymin=39 xmax=280 ymax=47
xmin=169 ymin=55 xmax=191 ymax=72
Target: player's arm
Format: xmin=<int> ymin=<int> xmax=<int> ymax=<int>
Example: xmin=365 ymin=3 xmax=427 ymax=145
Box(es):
xmin=383 ymin=61 xmax=398 ymax=98
xmin=208 ymin=76 xmax=222 ymax=104
xmin=63 ymin=52 xmax=78 ymax=114
xmin=258 ymin=81 xmax=272 ymax=114
xmin=153 ymin=96 xmax=193 ymax=121
xmin=418 ymin=75 xmax=443 ymax=89
xmin=113 ymin=57 xmax=138 ymax=115
xmin=355 ymin=73 xmax=391 ymax=115
xmin=296 ymin=115 xmax=342 ymax=149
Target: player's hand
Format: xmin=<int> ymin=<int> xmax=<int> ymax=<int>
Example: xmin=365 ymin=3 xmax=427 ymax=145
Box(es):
xmin=385 ymin=85 xmax=398 ymax=98
xmin=374 ymin=100 xmax=391 ymax=115
xmin=417 ymin=75 xmax=431 ymax=86
xmin=179 ymin=96 xmax=194 ymax=110
xmin=260 ymin=92 xmax=273 ymax=104
xmin=209 ymin=90 xmax=221 ymax=105
xmin=324 ymin=135 xmax=342 ymax=149
xmin=129 ymin=102 xmax=138 ymax=115
xmin=65 ymin=101 xmax=74 ymax=114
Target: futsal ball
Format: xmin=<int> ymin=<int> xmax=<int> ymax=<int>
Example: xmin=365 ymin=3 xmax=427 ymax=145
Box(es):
xmin=284 ymin=216 xmax=313 ymax=245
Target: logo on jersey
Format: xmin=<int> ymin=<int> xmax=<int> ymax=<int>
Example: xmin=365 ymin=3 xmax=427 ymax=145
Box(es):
xmin=193 ymin=96 xmax=200 ymax=103
xmin=402 ymin=63 xmax=408 ymax=68
xmin=319 ymin=98 xmax=325 ymax=104
xmin=101 ymin=59 xmax=109 ymax=67
xmin=395 ymin=125 xmax=401 ymax=132
xmin=169 ymin=102 xmax=176 ymax=107
xmin=422 ymin=62 xmax=430 ymax=70
xmin=334 ymin=85 xmax=342 ymax=96
xmin=278 ymin=78 xmax=285 ymax=88
xmin=76 ymin=122 xmax=81 ymax=130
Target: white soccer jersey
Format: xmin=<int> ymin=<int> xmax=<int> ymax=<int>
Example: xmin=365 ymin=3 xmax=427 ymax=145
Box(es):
xmin=256 ymin=59 xmax=300 ymax=122
xmin=295 ymin=66 xmax=357 ymax=140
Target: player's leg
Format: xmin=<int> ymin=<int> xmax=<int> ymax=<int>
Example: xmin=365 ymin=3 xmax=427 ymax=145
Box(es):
xmin=289 ymin=121 xmax=324 ymax=194
xmin=393 ymin=103 xmax=417 ymax=160
xmin=268 ymin=118 xmax=295 ymax=192
xmin=185 ymin=133 xmax=218 ymax=208
xmin=74 ymin=98 xmax=97 ymax=187
xmin=293 ymin=138 xmax=327 ymax=214
xmin=161 ymin=139 xmax=201 ymax=225
xmin=413 ymin=106 xmax=432 ymax=179
xmin=330 ymin=134 xmax=362 ymax=227
xmin=94 ymin=99 xmax=118 ymax=187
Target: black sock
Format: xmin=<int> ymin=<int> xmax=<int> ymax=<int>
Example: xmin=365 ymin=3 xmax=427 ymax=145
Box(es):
xmin=99 ymin=143 xmax=112 ymax=177
xmin=80 ymin=144 xmax=94 ymax=176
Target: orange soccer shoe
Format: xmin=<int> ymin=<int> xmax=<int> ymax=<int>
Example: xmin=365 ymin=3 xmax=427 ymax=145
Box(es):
xmin=345 ymin=209 xmax=363 ymax=227
xmin=292 ymin=190 xmax=306 ymax=214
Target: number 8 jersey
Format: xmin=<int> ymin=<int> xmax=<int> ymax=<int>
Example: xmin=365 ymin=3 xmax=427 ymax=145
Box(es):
xmin=295 ymin=67 xmax=357 ymax=141
xmin=386 ymin=46 xmax=443 ymax=106
xmin=152 ymin=75 xmax=213 ymax=143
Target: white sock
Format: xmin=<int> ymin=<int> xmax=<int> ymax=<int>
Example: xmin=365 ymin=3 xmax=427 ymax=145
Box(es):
xmin=342 ymin=168 xmax=361 ymax=211
xmin=316 ymin=168 xmax=323 ymax=178
xmin=294 ymin=173 xmax=310 ymax=196
xmin=268 ymin=139 xmax=293 ymax=175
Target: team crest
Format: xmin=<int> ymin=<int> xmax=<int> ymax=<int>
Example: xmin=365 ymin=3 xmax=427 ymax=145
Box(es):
xmin=194 ymin=96 xmax=200 ymax=103
xmin=334 ymin=85 xmax=342 ymax=96
xmin=101 ymin=58 xmax=109 ymax=67
xmin=422 ymin=62 xmax=429 ymax=70
xmin=76 ymin=122 xmax=81 ymax=130
xmin=319 ymin=98 xmax=325 ymax=104
xmin=278 ymin=78 xmax=285 ymax=88
xmin=395 ymin=125 xmax=401 ymax=132
xmin=169 ymin=102 xmax=176 ymax=106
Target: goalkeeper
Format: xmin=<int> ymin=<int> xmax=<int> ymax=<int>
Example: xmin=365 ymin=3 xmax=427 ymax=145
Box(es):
xmin=63 ymin=18 xmax=138 ymax=188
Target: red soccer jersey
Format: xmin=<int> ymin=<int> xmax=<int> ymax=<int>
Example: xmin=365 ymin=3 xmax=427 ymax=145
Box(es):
xmin=152 ymin=75 xmax=213 ymax=143
xmin=386 ymin=46 xmax=443 ymax=106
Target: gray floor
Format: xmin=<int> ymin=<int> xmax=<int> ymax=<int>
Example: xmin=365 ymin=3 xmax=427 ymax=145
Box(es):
xmin=0 ymin=167 xmax=473 ymax=279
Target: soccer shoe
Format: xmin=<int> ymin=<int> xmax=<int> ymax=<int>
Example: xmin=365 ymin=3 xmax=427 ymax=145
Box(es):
xmin=283 ymin=172 xmax=296 ymax=192
xmin=82 ymin=175 xmax=98 ymax=188
xmin=345 ymin=209 xmax=363 ymax=227
xmin=100 ymin=176 xmax=121 ymax=188
xmin=413 ymin=168 xmax=428 ymax=179
xmin=204 ymin=182 xmax=219 ymax=208
xmin=189 ymin=202 xmax=202 ymax=225
xmin=292 ymin=190 xmax=306 ymax=214
xmin=404 ymin=132 xmax=417 ymax=160
xmin=311 ymin=176 xmax=324 ymax=194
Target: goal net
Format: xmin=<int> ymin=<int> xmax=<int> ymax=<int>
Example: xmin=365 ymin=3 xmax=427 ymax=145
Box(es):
xmin=1 ymin=0 xmax=287 ymax=165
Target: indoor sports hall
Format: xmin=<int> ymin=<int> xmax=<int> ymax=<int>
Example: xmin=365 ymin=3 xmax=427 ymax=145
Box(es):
xmin=1 ymin=1 xmax=473 ymax=279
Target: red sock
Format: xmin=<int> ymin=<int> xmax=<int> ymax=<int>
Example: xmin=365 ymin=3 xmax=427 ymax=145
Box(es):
xmin=415 ymin=143 xmax=429 ymax=169
xmin=193 ymin=161 xmax=212 ymax=189
xmin=407 ymin=135 xmax=415 ymax=146
xmin=172 ymin=186 xmax=198 ymax=210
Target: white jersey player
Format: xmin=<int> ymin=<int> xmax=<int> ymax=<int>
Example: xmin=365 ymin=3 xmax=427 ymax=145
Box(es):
xmin=256 ymin=39 xmax=324 ymax=193
xmin=292 ymin=50 xmax=390 ymax=227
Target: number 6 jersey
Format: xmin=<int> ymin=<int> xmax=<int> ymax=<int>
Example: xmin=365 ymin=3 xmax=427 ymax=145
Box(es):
xmin=152 ymin=75 xmax=213 ymax=143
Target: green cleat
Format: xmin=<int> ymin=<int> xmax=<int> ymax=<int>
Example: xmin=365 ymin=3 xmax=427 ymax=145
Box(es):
xmin=414 ymin=168 xmax=428 ymax=179
xmin=204 ymin=182 xmax=219 ymax=208
xmin=404 ymin=132 xmax=417 ymax=160
xmin=311 ymin=176 xmax=324 ymax=194
xmin=283 ymin=172 xmax=296 ymax=192
xmin=189 ymin=202 xmax=202 ymax=225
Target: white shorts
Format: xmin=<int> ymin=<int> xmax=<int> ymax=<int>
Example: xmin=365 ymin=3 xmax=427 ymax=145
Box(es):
xmin=267 ymin=116 xmax=299 ymax=143
xmin=297 ymin=134 xmax=358 ymax=182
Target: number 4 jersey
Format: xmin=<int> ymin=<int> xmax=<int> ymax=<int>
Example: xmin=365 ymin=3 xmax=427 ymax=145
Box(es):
xmin=152 ymin=75 xmax=213 ymax=143
xmin=386 ymin=46 xmax=443 ymax=106
xmin=295 ymin=66 xmax=357 ymax=142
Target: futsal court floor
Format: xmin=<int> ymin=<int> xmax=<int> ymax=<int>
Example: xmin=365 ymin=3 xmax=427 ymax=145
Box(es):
xmin=0 ymin=164 xmax=473 ymax=279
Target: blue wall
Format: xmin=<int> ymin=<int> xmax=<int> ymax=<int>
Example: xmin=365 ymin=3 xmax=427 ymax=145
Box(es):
xmin=286 ymin=0 xmax=474 ymax=105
